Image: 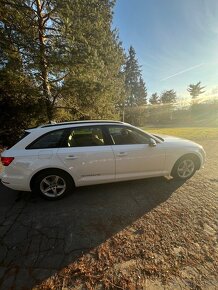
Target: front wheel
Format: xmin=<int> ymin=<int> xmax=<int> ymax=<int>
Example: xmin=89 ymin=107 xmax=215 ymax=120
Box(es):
xmin=171 ymin=155 xmax=197 ymax=180
xmin=33 ymin=170 xmax=74 ymax=200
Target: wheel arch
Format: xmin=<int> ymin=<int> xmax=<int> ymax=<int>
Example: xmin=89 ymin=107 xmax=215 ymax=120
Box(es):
xmin=171 ymin=152 xmax=201 ymax=176
xmin=30 ymin=167 xmax=75 ymax=191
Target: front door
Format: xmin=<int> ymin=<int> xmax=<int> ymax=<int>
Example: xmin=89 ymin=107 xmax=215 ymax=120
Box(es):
xmin=107 ymin=126 xmax=166 ymax=181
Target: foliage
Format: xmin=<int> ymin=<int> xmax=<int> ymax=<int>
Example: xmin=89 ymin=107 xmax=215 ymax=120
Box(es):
xmin=187 ymin=81 xmax=206 ymax=99
xmin=59 ymin=0 xmax=125 ymax=120
xmin=160 ymin=90 xmax=177 ymax=104
xmin=124 ymin=106 xmax=149 ymax=126
xmin=124 ymin=46 xmax=147 ymax=107
xmin=156 ymin=90 xmax=177 ymax=122
xmin=0 ymin=0 xmax=126 ymax=144
xmin=0 ymin=1 xmax=216 ymax=145
xmin=0 ymin=0 xmax=68 ymax=121
xmin=0 ymin=74 xmax=42 ymax=146
xmin=0 ymin=0 xmax=125 ymax=125
xmin=135 ymin=77 xmax=147 ymax=106
xmin=0 ymin=46 xmax=43 ymax=145
xmin=149 ymin=93 xmax=159 ymax=104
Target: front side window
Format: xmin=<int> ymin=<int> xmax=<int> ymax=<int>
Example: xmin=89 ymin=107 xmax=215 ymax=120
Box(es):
xmin=108 ymin=126 xmax=150 ymax=145
xmin=66 ymin=127 xmax=106 ymax=147
xmin=27 ymin=129 xmax=66 ymax=149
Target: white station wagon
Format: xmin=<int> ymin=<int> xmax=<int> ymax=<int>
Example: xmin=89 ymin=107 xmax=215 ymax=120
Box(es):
xmin=1 ymin=121 xmax=205 ymax=200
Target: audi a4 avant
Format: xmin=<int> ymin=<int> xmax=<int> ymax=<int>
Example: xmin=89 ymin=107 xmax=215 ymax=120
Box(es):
xmin=0 ymin=121 xmax=205 ymax=200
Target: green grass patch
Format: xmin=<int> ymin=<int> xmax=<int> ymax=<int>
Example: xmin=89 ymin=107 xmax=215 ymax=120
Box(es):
xmin=141 ymin=127 xmax=218 ymax=141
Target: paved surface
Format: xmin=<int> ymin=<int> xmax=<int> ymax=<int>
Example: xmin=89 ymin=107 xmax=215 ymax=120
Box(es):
xmin=0 ymin=141 xmax=218 ymax=290
xmin=0 ymin=178 xmax=177 ymax=289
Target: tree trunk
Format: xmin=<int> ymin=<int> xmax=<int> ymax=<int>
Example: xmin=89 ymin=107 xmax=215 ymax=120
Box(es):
xmin=36 ymin=0 xmax=53 ymax=122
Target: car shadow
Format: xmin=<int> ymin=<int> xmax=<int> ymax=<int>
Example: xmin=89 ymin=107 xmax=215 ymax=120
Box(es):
xmin=0 ymin=177 xmax=185 ymax=289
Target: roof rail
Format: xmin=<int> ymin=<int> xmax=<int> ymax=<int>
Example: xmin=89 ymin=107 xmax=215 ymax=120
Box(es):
xmin=40 ymin=120 xmax=123 ymax=128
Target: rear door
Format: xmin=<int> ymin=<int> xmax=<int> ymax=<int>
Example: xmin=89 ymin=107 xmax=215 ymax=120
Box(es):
xmin=57 ymin=126 xmax=115 ymax=186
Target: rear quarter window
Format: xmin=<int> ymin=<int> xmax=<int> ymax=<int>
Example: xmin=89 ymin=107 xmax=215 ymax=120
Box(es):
xmin=26 ymin=129 xmax=66 ymax=149
xmin=6 ymin=131 xmax=30 ymax=149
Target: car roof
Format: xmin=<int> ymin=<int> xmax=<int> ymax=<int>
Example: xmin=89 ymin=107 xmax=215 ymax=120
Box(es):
xmin=27 ymin=120 xmax=125 ymax=131
xmin=39 ymin=120 xmax=123 ymax=128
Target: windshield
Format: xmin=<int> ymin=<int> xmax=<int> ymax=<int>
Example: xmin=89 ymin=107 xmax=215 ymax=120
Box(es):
xmin=152 ymin=134 xmax=164 ymax=142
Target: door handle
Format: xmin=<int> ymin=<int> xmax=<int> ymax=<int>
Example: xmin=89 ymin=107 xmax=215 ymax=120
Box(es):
xmin=117 ymin=152 xmax=128 ymax=157
xmin=65 ymin=155 xmax=78 ymax=160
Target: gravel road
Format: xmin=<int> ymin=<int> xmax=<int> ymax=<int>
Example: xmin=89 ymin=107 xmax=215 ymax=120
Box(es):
xmin=0 ymin=140 xmax=217 ymax=289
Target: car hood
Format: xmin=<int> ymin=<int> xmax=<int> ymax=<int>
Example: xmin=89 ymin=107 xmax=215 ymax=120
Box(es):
xmin=153 ymin=133 xmax=202 ymax=148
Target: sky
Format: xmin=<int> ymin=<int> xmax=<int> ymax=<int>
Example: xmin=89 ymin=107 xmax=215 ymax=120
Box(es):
xmin=113 ymin=0 xmax=218 ymax=99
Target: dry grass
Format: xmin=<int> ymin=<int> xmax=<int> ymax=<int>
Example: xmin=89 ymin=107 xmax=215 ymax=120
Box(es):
xmin=142 ymin=127 xmax=218 ymax=141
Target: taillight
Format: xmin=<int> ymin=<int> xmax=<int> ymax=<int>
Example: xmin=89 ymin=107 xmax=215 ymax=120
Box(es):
xmin=1 ymin=157 xmax=14 ymax=166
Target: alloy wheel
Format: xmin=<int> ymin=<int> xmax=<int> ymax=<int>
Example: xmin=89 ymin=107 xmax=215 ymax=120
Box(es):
xmin=40 ymin=175 xmax=66 ymax=198
xmin=177 ymin=159 xmax=195 ymax=178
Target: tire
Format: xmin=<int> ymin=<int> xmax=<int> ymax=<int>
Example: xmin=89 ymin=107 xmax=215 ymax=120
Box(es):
xmin=171 ymin=155 xmax=198 ymax=180
xmin=32 ymin=169 xmax=74 ymax=200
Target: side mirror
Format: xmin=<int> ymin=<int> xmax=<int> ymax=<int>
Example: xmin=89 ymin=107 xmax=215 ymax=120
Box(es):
xmin=148 ymin=138 xmax=157 ymax=147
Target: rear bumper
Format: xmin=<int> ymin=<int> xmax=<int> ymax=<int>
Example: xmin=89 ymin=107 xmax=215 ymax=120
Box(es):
xmin=1 ymin=173 xmax=31 ymax=191
xmin=1 ymin=180 xmax=30 ymax=191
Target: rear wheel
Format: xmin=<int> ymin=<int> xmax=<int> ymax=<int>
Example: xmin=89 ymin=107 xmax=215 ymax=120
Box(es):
xmin=171 ymin=155 xmax=198 ymax=180
xmin=33 ymin=170 xmax=74 ymax=200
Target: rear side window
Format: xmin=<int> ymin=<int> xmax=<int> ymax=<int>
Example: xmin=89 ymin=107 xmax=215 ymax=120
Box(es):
xmin=27 ymin=129 xmax=66 ymax=149
xmin=66 ymin=127 xmax=106 ymax=147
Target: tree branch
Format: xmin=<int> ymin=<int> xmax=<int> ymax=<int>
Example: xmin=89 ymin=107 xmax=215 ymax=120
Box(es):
xmin=49 ymin=73 xmax=69 ymax=83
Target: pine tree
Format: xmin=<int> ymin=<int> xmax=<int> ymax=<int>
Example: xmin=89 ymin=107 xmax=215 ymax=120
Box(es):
xmin=160 ymin=90 xmax=177 ymax=104
xmin=0 ymin=0 xmax=71 ymax=121
xmin=149 ymin=93 xmax=159 ymax=104
xmin=160 ymin=90 xmax=177 ymax=121
xmin=0 ymin=0 xmax=125 ymax=123
xmin=0 ymin=3 xmax=42 ymax=144
xmin=135 ymin=77 xmax=147 ymax=106
xmin=187 ymin=82 xmax=205 ymax=98
xmin=124 ymin=46 xmax=147 ymax=107
xmin=61 ymin=0 xmax=125 ymax=119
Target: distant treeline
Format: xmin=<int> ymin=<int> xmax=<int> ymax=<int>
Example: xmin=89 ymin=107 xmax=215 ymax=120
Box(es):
xmin=124 ymin=99 xmax=218 ymax=127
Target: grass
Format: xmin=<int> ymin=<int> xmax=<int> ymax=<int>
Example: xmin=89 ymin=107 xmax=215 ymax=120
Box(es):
xmin=141 ymin=127 xmax=218 ymax=141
